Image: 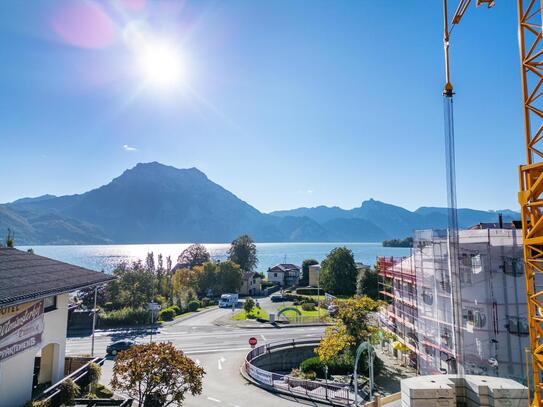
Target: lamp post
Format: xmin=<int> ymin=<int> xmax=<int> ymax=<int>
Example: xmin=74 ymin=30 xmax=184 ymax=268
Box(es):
xmin=354 ymin=341 xmax=375 ymax=405
xmin=91 ymin=286 xmax=98 ymax=357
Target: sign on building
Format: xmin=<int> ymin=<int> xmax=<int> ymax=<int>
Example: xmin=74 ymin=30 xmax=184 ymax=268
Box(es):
xmin=0 ymin=300 xmax=44 ymax=362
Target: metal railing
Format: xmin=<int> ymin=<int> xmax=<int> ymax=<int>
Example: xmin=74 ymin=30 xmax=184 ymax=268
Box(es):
xmin=36 ymin=357 xmax=133 ymax=406
xmin=244 ymin=338 xmax=354 ymax=405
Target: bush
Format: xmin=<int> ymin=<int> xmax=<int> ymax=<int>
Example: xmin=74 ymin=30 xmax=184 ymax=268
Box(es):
xmin=98 ymin=308 xmax=149 ymax=327
xmin=187 ymin=300 xmax=200 ymax=312
xmin=300 ymin=356 xmax=324 ymax=377
xmin=158 ymin=307 xmax=176 ymax=321
xmin=58 ymin=378 xmax=80 ymax=406
xmin=87 ymin=362 xmax=101 ymax=387
xmin=244 ymin=298 xmax=255 ymax=314
xmin=94 ymin=383 xmax=113 ymax=398
xmin=296 ymin=287 xmax=321 ymax=296
xmin=301 ymin=302 xmax=316 ymax=311
xmin=201 ymin=297 xmax=211 ymax=307
xmin=171 ymin=305 xmax=182 ymax=315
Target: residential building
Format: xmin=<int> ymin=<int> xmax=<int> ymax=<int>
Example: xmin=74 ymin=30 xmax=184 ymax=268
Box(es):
xmin=308 ymin=264 xmax=321 ymax=287
xmin=378 ymin=227 xmax=529 ymax=384
xmin=267 ymin=264 xmax=301 ymax=287
xmin=240 ymin=272 xmax=262 ymax=296
xmin=0 ymin=248 xmax=115 ymax=407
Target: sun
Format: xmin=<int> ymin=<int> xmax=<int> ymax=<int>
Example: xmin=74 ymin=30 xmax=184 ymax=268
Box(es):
xmin=137 ymin=40 xmax=185 ymax=88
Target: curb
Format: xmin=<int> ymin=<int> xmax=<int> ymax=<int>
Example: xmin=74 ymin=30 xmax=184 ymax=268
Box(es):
xmin=237 ymin=322 xmax=331 ymax=329
xmin=162 ymin=306 xmax=219 ymax=326
xmin=239 ymin=365 xmax=349 ymax=406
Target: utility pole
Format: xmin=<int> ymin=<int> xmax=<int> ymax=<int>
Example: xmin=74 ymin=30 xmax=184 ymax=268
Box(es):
xmin=91 ymin=286 xmax=97 ymax=357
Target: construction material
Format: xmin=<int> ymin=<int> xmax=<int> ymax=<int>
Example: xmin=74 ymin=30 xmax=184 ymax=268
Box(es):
xmin=401 ymin=375 xmax=528 ymax=407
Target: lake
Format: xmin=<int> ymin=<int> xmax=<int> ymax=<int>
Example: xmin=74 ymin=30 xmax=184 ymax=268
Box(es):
xmin=18 ymin=242 xmax=411 ymax=273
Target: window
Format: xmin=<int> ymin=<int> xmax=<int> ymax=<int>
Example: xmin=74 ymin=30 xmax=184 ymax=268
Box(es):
xmin=274 ymin=273 xmax=278 ymax=277
xmin=471 ymin=254 xmax=483 ymax=274
xmin=502 ymin=257 xmax=524 ymax=277
xmin=507 ymin=316 xmax=529 ymax=336
xmin=44 ymin=295 xmax=57 ymax=313
xmin=422 ymin=287 xmax=433 ymax=306
xmin=460 ymin=268 xmax=473 ymax=285
xmin=463 ymin=308 xmax=486 ymax=328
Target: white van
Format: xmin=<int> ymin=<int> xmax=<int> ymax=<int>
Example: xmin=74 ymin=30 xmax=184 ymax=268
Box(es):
xmin=218 ymin=293 xmax=239 ymax=308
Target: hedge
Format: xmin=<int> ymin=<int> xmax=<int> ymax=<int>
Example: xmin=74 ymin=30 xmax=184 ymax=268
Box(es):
xmin=296 ymin=287 xmax=321 ymax=296
xmin=98 ymin=308 xmax=149 ymax=327
xmin=301 ymin=302 xmax=316 ymax=311
xmin=188 ymin=300 xmax=200 ymax=312
xmin=158 ymin=307 xmax=176 ymax=321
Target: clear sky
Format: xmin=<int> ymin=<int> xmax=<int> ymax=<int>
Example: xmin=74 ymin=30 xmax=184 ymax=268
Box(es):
xmin=0 ymin=0 xmax=522 ymax=213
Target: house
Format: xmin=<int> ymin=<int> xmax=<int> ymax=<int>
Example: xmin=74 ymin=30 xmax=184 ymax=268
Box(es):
xmin=267 ymin=264 xmax=301 ymax=287
xmin=0 ymin=248 xmax=115 ymax=407
xmin=378 ymin=227 xmax=528 ymax=383
xmin=240 ymin=272 xmax=262 ymax=296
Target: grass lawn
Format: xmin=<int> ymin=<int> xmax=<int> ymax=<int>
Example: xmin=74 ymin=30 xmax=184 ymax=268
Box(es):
xmin=231 ymin=307 xmax=269 ymax=321
xmin=278 ymin=304 xmax=328 ymax=317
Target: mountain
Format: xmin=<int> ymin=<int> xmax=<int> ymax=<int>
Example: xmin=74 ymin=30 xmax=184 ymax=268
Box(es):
xmin=270 ymin=199 xmax=521 ymax=240
xmin=0 ymin=162 xmax=521 ymax=245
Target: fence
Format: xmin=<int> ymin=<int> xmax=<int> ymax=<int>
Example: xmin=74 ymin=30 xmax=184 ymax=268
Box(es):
xmin=244 ymin=338 xmax=354 ymax=405
xmin=36 ymin=357 xmax=133 ymax=406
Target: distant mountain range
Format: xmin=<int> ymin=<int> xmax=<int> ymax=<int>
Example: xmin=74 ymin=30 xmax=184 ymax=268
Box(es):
xmin=0 ymin=162 xmax=520 ymax=245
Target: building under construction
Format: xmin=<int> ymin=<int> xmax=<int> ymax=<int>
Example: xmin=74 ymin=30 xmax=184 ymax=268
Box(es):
xmin=378 ymin=224 xmax=529 ymax=383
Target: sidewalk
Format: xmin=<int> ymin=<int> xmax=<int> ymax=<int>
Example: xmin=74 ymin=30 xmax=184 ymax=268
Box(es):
xmin=373 ymin=347 xmax=416 ymax=395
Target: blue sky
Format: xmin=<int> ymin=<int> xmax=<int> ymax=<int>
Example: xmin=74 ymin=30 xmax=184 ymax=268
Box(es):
xmin=0 ymin=0 xmax=522 ymax=213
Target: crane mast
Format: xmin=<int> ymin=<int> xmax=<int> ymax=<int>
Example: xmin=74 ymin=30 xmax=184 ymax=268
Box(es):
xmin=518 ymin=1 xmax=543 ymax=404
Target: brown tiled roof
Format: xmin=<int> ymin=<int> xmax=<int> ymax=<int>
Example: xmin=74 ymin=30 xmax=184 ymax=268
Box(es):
xmin=0 ymin=248 xmax=116 ymax=307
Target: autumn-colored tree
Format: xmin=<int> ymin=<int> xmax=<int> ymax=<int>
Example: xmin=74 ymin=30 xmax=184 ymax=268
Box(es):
xmin=315 ymin=296 xmax=382 ymax=363
xmin=111 ymin=342 xmax=205 ymax=406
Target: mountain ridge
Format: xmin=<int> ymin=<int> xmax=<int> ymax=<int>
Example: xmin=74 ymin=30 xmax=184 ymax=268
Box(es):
xmin=1 ymin=162 xmax=520 ymax=245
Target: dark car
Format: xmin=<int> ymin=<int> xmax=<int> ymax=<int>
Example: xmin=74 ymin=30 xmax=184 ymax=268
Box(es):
xmin=106 ymin=339 xmax=135 ymax=355
xmin=271 ymin=294 xmax=286 ymax=302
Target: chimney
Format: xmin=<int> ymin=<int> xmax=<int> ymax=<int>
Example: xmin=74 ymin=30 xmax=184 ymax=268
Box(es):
xmin=499 ymin=213 xmax=503 ymax=229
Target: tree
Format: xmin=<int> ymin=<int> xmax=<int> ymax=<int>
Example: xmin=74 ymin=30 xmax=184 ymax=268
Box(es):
xmin=172 ymin=268 xmax=200 ymax=297
xmin=146 ymin=252 xmax=155 ymax=273
xmin=301 ymin=259 xmax=318 ymax=286
xmin=108 ymin=261 xmax=156 ymax=309
xmin=197 ymin=262 xmax=218 ymax=295
xmin=178 ymin=244 xmax=210 ymax=268
xmin=356 ymin=267 xmax=379 ymax=300
xmin=244 ymin=297 xmax=255 ymax=314
xmin=111 ymin=342 xmax=205 ymax=407
xmin=316 ymin=296 xmax=382 ymax=363
xmin=218 ymin=261 xmax=243 ymax=293
xmin=227 ymin=235 xmax=258 ymax=271
xmin=320 ymin=247 xmax=358 ymax=296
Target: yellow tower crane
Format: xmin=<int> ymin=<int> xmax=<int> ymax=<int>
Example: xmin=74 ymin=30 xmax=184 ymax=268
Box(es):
xmin=444 ymin=0 xmax=543 ymax=404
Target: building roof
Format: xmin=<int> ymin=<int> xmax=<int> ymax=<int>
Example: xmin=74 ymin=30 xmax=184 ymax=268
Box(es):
xmin=469 ymin=221 xmax=520 ymax=230
xmin=0 ymin=248 xmax=116 ymax=307
xmin=268 ymin=263 xmax=300 ymax=272
xmin=242 ymin=271 xmax=259 ymax=280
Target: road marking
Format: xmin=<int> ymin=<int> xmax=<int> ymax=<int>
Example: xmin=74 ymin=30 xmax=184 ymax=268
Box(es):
xmin=207 ymin=397 xmax=221 ymax=403
xmin=228 ymin=404 xmax=241 ymax=407
xmin=218 ymin=356 xmax=226 ymax=370
xmin=260 ymin=334 xmax=266 ymax=341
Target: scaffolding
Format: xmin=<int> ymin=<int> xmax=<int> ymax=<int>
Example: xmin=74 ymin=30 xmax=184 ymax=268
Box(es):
xmin=378 ymin=228 xmax=530 ymax=384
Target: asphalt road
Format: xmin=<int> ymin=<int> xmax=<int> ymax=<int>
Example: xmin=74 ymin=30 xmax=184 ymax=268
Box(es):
xmin=66 ymin=304 xmax=327 ymax=407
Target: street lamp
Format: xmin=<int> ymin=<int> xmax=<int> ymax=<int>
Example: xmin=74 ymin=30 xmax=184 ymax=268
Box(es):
xmin=353 ymin=341 xmax=375 ymax=404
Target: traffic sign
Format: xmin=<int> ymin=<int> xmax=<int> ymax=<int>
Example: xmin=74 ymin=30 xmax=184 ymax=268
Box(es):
xmin=249 ymin=337 xmax=257 ymax=348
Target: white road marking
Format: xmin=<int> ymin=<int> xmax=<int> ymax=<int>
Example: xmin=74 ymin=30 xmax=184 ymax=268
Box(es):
xmin=228 ymin=404 xmax=241 ymax=407
xmin=207 ymin=397 xmax=221 ymax=403
xmin=260 ymin=334 xmax=266 ymax=341
xmin=218 ymin=356 xmax=226 ymax=370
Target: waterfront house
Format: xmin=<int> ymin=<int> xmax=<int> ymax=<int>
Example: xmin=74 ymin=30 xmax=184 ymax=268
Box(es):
xmin=267 ymin=264 xmax=301 ymax=287
xmin=0 ymin=248 xmax=115 ymax=407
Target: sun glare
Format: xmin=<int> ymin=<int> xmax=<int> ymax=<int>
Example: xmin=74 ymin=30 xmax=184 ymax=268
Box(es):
xmin=137 ymin=41 xmax=185 ymax=88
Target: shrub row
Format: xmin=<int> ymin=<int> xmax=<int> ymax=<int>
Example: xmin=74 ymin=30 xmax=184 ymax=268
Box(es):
xmin=296 ymin=287 xmax=321 ymax=296
xmin=98 ymin=308 xmax=150 ymax=327
xmin=300 ymin=354 xmax=384 ymax=378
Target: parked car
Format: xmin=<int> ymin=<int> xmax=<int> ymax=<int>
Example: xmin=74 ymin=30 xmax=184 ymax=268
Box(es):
xmin=271 ymin=294 xmax=286 ymax=302
xmin=106 ymin=339 xmax=135 ymax=355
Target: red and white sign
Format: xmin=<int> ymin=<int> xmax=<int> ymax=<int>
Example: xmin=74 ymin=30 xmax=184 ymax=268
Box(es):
xmin=0 ymin=300 xmax=44 ymax=362
xmin=248 ymin=337 xmax=257 ymax=348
